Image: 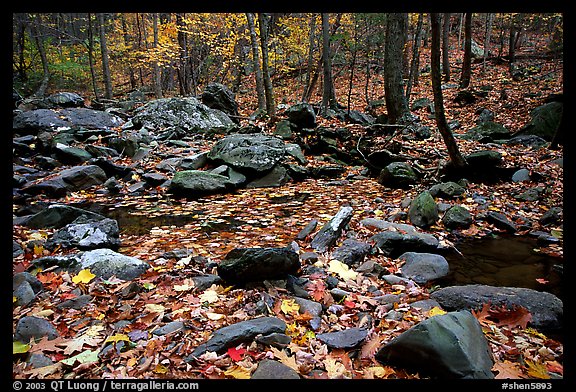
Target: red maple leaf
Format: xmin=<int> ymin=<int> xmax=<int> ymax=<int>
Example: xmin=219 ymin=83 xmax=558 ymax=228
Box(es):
xmin=227 ymin=346 xmax=246 ymax=361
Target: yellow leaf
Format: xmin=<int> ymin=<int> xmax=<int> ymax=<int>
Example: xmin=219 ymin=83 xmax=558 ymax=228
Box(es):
xmin=13 ymin=341 xmax=30 ymax=354
xmin=525 ymin=360 xmax=550 ymax=379
xmin=153 ymin=364 xmax=169 ymax=374
xmin=205 ymin=312 xmax=225 ymax=321
xmin=428 ymin=306 xmax=447 ymax=317
xmin=324 ymin=357 xmax=346 ymax=378
xmin=127 ymin=357 xmax=138 ymax=367
xmin=105 ymin=334 xmax=131 ymax=344
xmin=224 ymin=365 xmax=252 ymax=379
xmin=72 ymin=269 xmax=96 ymax=284
xmin=174 ymin=283 xmax=194 ymax=292
xmin=280 ymin=299 xmax=300 ymax=315
xmin=270 ymin=347 xmax=299 ymax=372
xmin=328 ymin=260 xmax=357 ymax=281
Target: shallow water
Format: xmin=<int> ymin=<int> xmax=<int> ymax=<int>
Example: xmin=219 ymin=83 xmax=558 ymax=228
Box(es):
xmin=441 ymin=235 xmax=563 ymax=299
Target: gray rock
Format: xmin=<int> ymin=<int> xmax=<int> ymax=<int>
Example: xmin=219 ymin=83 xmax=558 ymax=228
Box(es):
xmin=251 ymin=359 xmax=300 ymax=379
xmin=398 ymin=252 xmax=450 ymax=285
xmin=53 ymin=144 xmax=93 ymax=165
xmin=207 ymin=133 xmax=286 ymax=173
xmin=512 ymin=168 xmax=531 ymax=182
xmin=428 ymin=182 xmax=466 ymax=199
xmin=192 ymin=274 xmax=223 ymax=291
xmin=13 ymin=108 xmax=123 ymax=134
xmin=316 ymin=327 xmax=368 ymax=349
xmin=463 ymin=121 xmax=511 ymax=142
xmin=79 ymin=249 xmax=149 ymax=280
xmin=516 ymin=101 xmax=562 ymax=141
xmin=47 ymin=218 xmax=120 ymax=250
xmin=14 ymin=316 xmax=59 ymax=342
xmin=246 ymin=165 xmax=290 ymax=188
xmin=187 ymin=317 xmax=286 ymax=359
xmin=296 ymin=220 xmax=318 ymax=241
xmin=20 ymin=204 xmax=106 ymax=229
xmin=217 ymin=247 xmax=300 ymax=285
xmin=201 ymin=82 xmax=240 ymax=123
xmin=255 ymin=332 xmax=292 ymax=348
xmin=285 ymin=102 xmax=316 ymax=128
xmin=46 ymin=92 xmax=85 ymax=107
xmin=293 ymin=297 xmax=323 ymax=317
xmin=484 ymin=211 xmax=517 ymax=233
xmin=371 ymin=230 xmax=439 ymax=259
xmin=26 ymin=353 xmax=55 ymax=369
xmin=13 ymin=281 xmax=37 ymax=307
xmin=332 ymin=238 xmax=372 ymax=266
xmin=153 ymin=321 xmax=186 ymax=336
xmin=360 ymin=218 xmax=418 ymax=234
xmin=376 ymin=310 xmax=494 ymax=379
xmin=56 ymin=294 xmax=92 ymax=310
xmin=430 ymin=284 xmax=563 ymax=331
xmin=13 ymin=272 xmax=43 ymax=293
xmin=129 ymin=97 xmax=234 ymax=132
xmin=310 ymin=206 xmax=354 ymax=253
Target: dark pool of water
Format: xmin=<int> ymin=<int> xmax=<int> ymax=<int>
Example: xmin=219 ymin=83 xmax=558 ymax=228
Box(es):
xmin=441 ymin=235 xmax=563 ymax=299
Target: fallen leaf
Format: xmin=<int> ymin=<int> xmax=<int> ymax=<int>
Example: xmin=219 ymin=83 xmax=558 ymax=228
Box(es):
xmin=223 ymin=365 xmax=252 ymax=379
xmin=227 ymin=346 xmax=246 ymax=361
xmin=328 ymin=259 xmax=357 ymax=280
xmin=13 ymin=341 xmax=30 ymax=354
xmin=493 ymin=360 xmax=525 ymax=379
xmin=525 ymin=360 xmax=550 ymax=379
xmin=153 ymin=363 xmax=169 ymax=374
xmin=199 ymin=289 xmax=219 ymax=304
xmin=428 ymin=306 xmax=447 ymax=317
xmin=72 ymin=269 xmax=96 ymax=284
xmin=59 ymin=349 xmax=100 ymax=366
xmin=105 ymin=334 xmax=131 ymax=344
xmin=280 ymin=299 xmax=300 ymax=315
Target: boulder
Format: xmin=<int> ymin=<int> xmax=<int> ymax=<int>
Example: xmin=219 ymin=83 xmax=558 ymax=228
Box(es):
xmin=398 ymin=252 xmax=450 ymax=285
xmin=310 ymin=206 xmax=354 ymax=253
xmin=18 ymin=204 xmax=106 ymax=229
xmin=201 ymin=83 xmax=240 ymax=123
xmin=516 ymin=101 xmax=562 ymax=141
xmin=430 ymin=284 xmax=563 ymax=331
xmin=378 ymin=162 xmax=418 ymax=189
xmin=128 ymin=97 xmax=234 ymax=132
xmin=14 ymin=316 xmax=59 ymax=343
xmin=168 ymin=170 xmax=233 ymax=198
xmin=47 ymin=218 xmax=121 ymax=250
xmin=462 ymin=121 xmax=511 ymax=142
xmin=79 ymin=249 xmax=149 ymax=280
xmin=442 ymin=205 xmax=473 ymax=229
xmin=217 ymin=247 xmax=301 ymax=285
xmin=251 ymin=359 xmax=300 ymax=379
xmin=370 ymin=231 xmax=440 ymax=259
xmin=408 ymin=191 xmax=439 ymax=228
xmin=316 ymin=328 xmax=368 ymax=349
xmin=285 ymin=102 xmax=316 ymax=128
xmin=207 ymin=133 xmax=286 ymax=174
xmin=13 ymin=108 xmax=123 ymax=134
xmin=375 ymin=310 xmax=494 ymax=379
xmin=45 ymin=92 xmax=84 ymax=108
xmin=332 ymin=239 xmax=372 ymax=266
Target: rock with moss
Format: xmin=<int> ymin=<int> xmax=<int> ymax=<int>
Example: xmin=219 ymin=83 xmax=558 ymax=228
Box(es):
xmin=408 ymin=191 xmax=438 ymax=228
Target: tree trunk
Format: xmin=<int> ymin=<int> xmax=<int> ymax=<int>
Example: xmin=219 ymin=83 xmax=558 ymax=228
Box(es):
xmin=302 ymin=14 xmax=317 ymax=102
xmin=152 ymin=13 xmax=163 ymax=99
xmin=120 ymin=14 xmax=137 ymax=90
xmin=483 ymin=13 xmax=494 ymax=73
xmin=31 ymin=14 xmax=50 ymax=98
xmin=246 ymin=13 xmax=266 ymax=112
xmin=384 ymin=13 xmax=410 ymax=124
xmin=459 ymin=13 xmax=472 ymax=88
xmin=321 ymin=13 xmax=338 ymax=115
xmin=406 ymin=13 xmax=424 ymax=101
xmin=97 ymin=13 xmax=113 ymax=99
xmin=87 ymin=13 xmax=100 ymax=100
xmin=431 ymin=13 xmax=467 ymax=169
xmin=442 ymin=13 xmax=451 ymax=82
xmin=258 ymin=13 xmax=275 ymax=116
xmin=176 ymin=13 xmax=190 ymax=95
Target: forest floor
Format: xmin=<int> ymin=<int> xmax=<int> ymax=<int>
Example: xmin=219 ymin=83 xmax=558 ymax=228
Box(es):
xmin=13 ymin=44 xmax=565 ymax=382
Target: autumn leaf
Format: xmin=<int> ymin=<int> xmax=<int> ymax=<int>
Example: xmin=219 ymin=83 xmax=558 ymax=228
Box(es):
xmin=13 ymin=341 xmax=30 ymax=354
xmin=525 ymin=360 xmax=550 ymax=379
xmin=59 ymin=349 xmax=100 ymax=366
xmin=72 ymin=269 xmax=96 ymax=284
xmin=224 ymin=365 xmax=252 ymax=379
xmin=270 ymin=347 xmax=299 ymax=372
xmin=493 ymin=360 xmax=525 ymax=379
xmin=227 ymin=346 xmax=246 ymax=361
xmin=199 ymin=289 xmax=219 ymax=304
xmin=328 ymin=259 xmax=357 ymax=280
xmin=428 ymin=306 xmax=447 ymax=317
xmin=105 ymin=334 xmax=131 ymax=344
xmin=153 ymin=364 xmax=169 ymax=374
xmin=490 ymin=305 xmax=532 ymax=329
xmin=280 ymin=298 xmax=300 ymax=315
xmin=144 ymin=304 xmax=166 ymax=314
xmin=359 ymin=335 xmax=382 ymax=359
xmin=324 ymin=357 xmax=347 ymax=378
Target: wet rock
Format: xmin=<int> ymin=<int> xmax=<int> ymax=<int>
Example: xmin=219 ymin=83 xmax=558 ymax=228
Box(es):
xmin=285 ymin=102 xmax=316 ymax=128
xmin=53 ymin=143 xmax=93 ymax=165
xmin=516 ymin=101 xmax=562 ymax=141
xmin=293 ymin=297 xmax=322 ymax=318
xmin=217 ymin=247 xmax=300 ymax=285
xmin=47 ymin=218 xmax=120 ymax=250
xmin=191 ymin=274 xmax=223 ymax=291
xmin=45 ymin=92 xmax=85 ymax=108
xmin=332 ymin=238 xmax=372 ymax=266
xmin=462 ymin=121 xmax=511 ymax=142
xmin=201 ymin=83 xmax=240 ymax=124
xmin=296 ymin=219 xmax=318 ymax=241
xmin=153 ymin=321 xmax=186 ymax=336
xmin=375 ymin=310 xmax=494 ymax=379
xmin=18 ymin=204 xmax=106 ymax=229
xmin=56 ymin=294 xmax=92 ymax=310
xmin=484 ymin=211 xmax=517 ymax=233
xmin=246 ymin=165 xmax=290 ymax=188
xmin=255 ymin=333 xmax=292 ymax=348
xmin=428 ymin=181 xmax=466 ymax=199
xmin=187 ymin=317 xmax=286 ymax=359
xmin=539 ymin=207 xmax=562 ymax=226
xmin=430 ymin=284 xmax=563 ymax=331
xmin=13 ymin=281 xmax=37 ymax=307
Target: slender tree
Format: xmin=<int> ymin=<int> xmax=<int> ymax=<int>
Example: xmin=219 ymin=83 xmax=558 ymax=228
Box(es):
xmin=483 ymin=13 xmax=494 ymax=73
xmin=406 ymin=13 xmax=424 ymax=101
xmin=152 ymin=13 xmax=163 ymax=98
xmin=442 ymin=13 xmax=451 ymax=81
xmin=383 ymin=13 xmax=410 ymax=124
xmin=302 ymin=13 xmax=317 ymax=102
xmin=97 ymin=13 xmax=113 ymax=99
xmin=459 ymin=12 xmax=472 ymax=88
xmin=321 ymin=13 xmax=338 ymax=115
xmin=246 ymin=13 xmax=266 ymax=113
xmin=87 ymin=13 xmax=100 ymax=100
xmin=30 ymin=14 xmax=50 ymax=98
xmin=430 ymin=13 xmax=467 ymax=169
xmin=258 ymin=13 xmax=275 ymax=116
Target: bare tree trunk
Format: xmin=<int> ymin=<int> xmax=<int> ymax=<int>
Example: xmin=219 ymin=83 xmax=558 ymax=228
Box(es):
xmin=347 ymin=17 xmax=359 ymax=115
xmin=406 ymin=12 xmax=424 ymax=101
xmin=459 ymin=13 xmax=472 ymax=88
xmin=321 ymin=13 xmax=337 ymax=115
xmin=457 ymin=13 xmax=464 ymax=49
xmin=176 ymin=13 xmax=190 ymax=95
xmin=152 ymin=13 xmax=163 ymax=99
xmin=258 ymin=13 xmax=275 ymax=116
xmin=302 ymin=13 xmax=317 ymax=102
xmin=87 ymin=13 xmax=100 ymax=100
xmin=120 ymin=14 xmax=137 ymax=90
xmin=97 ymin=13 xmax=113 ymax=99
xmin=31 ymin=14 xmax=50 ymax=98
xmin=384 ymin=13 xmax=410 ymax=124
xmin=431 ymin=13 xmax=467 ymax=169
xmin=442 ymin=13 xmax=451 ymax=82
xmin=246 ymin=13 xmax=266 ymax=112
xmin=483 ymin=13 xmax=494 ymax=73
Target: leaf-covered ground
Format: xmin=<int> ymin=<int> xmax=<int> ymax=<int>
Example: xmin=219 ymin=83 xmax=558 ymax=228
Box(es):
xmin=13 ymin=43 xmax=564 ymax=381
